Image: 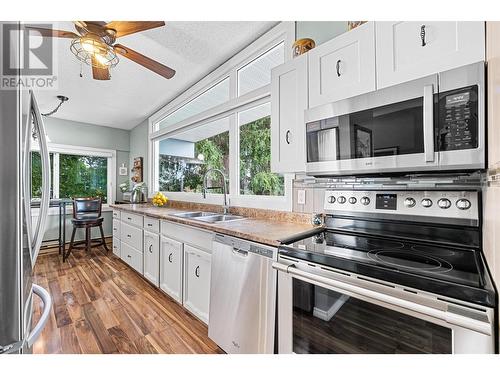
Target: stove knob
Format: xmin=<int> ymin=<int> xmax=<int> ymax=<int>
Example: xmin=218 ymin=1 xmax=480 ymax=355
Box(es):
xmin=327 ymin=195 xmax=336 ymax=204
xmin=421 ymin=198 xmax=433 ymax=208
xmin=348 ymin=197 xmax=357 ymax=204
xmin=360 ymin=196 xmax=370 ymax=205
xmin=337 ymin=196 xmax=346 ymax=204
xmin=404 ymin=197 xmax=416 ymax=208
xmin=456 ymin=198 xmax=471 ymax=210
xmin=437 ymin=198 xmax=451 ymax=209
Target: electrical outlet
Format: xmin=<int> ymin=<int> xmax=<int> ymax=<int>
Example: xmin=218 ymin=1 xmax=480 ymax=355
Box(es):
xmin=297 ymin=189 xmax=306 ymax=205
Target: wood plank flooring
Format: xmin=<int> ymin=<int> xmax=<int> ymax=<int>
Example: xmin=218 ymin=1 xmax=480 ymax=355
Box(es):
xmin=32 ymin=244 xmax=224 ymax=354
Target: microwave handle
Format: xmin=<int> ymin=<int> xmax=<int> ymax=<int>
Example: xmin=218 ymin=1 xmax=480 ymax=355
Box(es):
xmin=423 ymin=84 xmax=435 ymax=162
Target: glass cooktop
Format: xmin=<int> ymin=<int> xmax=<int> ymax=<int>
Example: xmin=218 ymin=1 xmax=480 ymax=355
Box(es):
xmin=279 ymin=230 xmax=495 ymax=307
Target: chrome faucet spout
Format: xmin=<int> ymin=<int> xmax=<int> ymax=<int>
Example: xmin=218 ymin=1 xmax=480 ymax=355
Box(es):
xmin=202 ymin=168 xmax=229 ymax=214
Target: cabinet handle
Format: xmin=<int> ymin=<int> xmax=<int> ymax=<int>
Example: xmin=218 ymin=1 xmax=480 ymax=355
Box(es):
xmin=127 ymin=217 xmax=132 ymax=220
xmin=420 ymin=25 xmax=426 ymax=46
xmin=149 ymin=244 xmax=153 ymax=253
xmin=127 ymin=255 xmax=131 ymax=258
xmin=336 ymin=59 xmax=341 ymax=77
xmin=148 ymin=223 xmax=152 ymax=227
xmin=168 ymin=253 xmax=173 ymax=263
xmin=195 ymin=266 xmax=200 ymax=278
xmin=127 ymin=234 xmax=131 ymax=238
xmin=285 ymin=130 xmax=291 ymax=145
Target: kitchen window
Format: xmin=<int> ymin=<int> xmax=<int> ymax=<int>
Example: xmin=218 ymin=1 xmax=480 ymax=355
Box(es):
xmin=156 ymin=117 xmax=230 ymax=193
xmin=31 ymin=144 xmax=115 ymax=205
xmin=238 ymin=103 xmax=284 ymax=196
xmin=149 ymin=22 xmax=294 ymax=210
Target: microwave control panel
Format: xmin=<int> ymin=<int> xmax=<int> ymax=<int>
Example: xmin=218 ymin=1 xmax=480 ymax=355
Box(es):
xmin=438 ymin=85 xmax=478 ymax=151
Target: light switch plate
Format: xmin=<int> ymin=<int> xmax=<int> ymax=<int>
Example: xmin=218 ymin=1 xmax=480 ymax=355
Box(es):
xmin=297 ymin=189 xmax=306 ymax=205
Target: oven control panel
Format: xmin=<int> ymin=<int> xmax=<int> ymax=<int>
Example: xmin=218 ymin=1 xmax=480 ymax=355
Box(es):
xmin=323 ymin=190 xmax=479 ymax=222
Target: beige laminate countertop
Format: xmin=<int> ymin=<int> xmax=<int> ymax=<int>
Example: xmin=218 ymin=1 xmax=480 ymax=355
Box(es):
xmin=110 ymin=203 xmax=320 ymax=247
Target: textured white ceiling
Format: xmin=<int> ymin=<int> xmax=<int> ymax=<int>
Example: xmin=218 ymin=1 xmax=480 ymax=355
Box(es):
xmin=34 ymin=21 xmax=278 ymax=130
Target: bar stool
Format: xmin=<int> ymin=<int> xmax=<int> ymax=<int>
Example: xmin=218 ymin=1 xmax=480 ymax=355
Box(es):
xmin=63 ymin=197 xmax=109 ymax=261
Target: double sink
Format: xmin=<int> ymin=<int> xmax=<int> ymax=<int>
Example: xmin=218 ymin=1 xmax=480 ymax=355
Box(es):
xmin=171 ymin=211 xmax=245 ymax=223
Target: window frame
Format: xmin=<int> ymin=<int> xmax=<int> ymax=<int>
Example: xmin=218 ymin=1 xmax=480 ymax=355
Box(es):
xmin=148 ymin=22 xmax=295 ymax=211
xmin=31 ymin=143 xmax=116 ymax=214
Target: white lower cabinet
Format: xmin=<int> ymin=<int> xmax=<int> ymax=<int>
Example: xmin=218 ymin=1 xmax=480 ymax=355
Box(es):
xmin=112 ymin=237 xmax=121 ymax=257
xmin=143 ymin=231 xmax=160 ymax=286
xmin=159 ymin=236 xmax=183 ymax=303
xmin=183 ymin=244 xmax=211 ymax=324
xmin=121 ymin=242 xmax=143 ymax=274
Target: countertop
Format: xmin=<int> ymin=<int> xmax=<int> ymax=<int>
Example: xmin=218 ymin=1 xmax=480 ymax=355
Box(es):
xmin=110 ymin=203 xmax=321 ymax=247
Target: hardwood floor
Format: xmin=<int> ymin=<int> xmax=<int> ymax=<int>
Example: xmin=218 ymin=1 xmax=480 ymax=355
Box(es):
xmin=32 ymin=244 xmax=224 ymax=354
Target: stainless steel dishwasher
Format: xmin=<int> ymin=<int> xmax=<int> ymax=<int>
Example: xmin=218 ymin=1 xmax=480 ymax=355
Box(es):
xmin=208 ymin=233 xmax=277 ymax=354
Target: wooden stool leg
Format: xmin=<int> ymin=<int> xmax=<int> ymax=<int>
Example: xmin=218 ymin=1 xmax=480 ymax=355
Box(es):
xmin=86 ymin=227 xmax=91 ymax=254
xmin=99 ymin=224 xmax=109 ymax=252
xmin=64 ymin=226 xmax=77 ymax=262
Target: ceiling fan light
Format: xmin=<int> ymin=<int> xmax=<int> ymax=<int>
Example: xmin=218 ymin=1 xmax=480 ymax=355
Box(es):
xmin=70 ymin=36 xmax=119 ymax=69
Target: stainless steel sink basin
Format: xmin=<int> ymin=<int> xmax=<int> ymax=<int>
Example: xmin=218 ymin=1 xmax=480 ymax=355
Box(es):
xmin=192 ymin=214 xmax=245 ymax=223
xmin=171 ymin=211 xmax=218 ymax=218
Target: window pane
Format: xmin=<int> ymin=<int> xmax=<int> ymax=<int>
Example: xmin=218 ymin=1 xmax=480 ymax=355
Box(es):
xmin=59 ymin=154 xmax=108 ymax=202
xmin=157 ymin=117 xmax=230 ymax=193
xmin=31 ymin=151 xmax=53 ymax=199
xmin=238 ymin=42 xmax=285 ymax=96
xmin=239 ymin=103 xmax=284 ymax=196
xmin=158 ymin=78 xmax=230 ymax=130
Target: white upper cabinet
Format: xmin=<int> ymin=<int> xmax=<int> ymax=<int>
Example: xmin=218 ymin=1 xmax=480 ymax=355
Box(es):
xmin=376 ymin=21 xmax=485 ymax=89
xmin=271 ymin=53 xmax=308 ymax=173
xmin=308 ymin=21 xmax=376 ymax=108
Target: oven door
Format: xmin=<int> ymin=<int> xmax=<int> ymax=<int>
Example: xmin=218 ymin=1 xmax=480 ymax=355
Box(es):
xmin=274 ymin=259 xmax=495 ymax=354
xmin=305 ymin=74 xmax=439 ymax=176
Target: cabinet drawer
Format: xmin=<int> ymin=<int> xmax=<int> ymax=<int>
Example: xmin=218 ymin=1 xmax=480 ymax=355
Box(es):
xmin=121 ymin=222 xmax=143 ymax=251
xmin=112 ymin=237 xmax=121 ymax=257
xmin=161 ymin=221 xmax=213 ymax=253
xmin=112 ymin=219 xmax=121 ymax=238
xmin=121 ymin=212 xmax=143 ymax=227
xmin=308 ymin=21 xmax=376 ymax=107
xmin=112 ymin=210 xmax=121 ymax=220
xmin=183 ymin=244 xmax=211 ymax=323
xmin=144 ymin=216 xmax=160 ymax=233
xmin=160 ymin=236 xmax=183 ymax=303
xmin=121 ymin=242 xmax=143 ymax=274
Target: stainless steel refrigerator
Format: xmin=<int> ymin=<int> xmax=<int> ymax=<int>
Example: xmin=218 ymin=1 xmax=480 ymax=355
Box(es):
xmin=0 ymin=22 xmax=52 ymax=354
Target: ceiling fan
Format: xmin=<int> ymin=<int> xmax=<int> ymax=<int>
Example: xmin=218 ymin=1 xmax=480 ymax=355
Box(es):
xmin=26 ymin=21 xmax=176 ymax=81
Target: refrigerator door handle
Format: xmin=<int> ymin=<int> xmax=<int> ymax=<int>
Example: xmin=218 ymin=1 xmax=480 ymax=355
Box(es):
xmin=29 ymin=91 xmax=51 ymax=264
xmin=26 ymin=284 xmax=52 ymax=347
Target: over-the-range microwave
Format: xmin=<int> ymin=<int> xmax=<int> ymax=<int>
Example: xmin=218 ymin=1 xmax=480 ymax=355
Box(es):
xmin=305 ymin=62 xmax=485 ymax=176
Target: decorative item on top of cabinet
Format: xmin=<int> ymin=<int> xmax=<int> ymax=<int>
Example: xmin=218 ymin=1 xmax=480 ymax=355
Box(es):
xmin=292 ymin=38 xmax=315 ymax=57
xmin=271 ymin=53 xmax=308 ymax=173
xmin=375 ymin=21 xmax=485 ymax=89
xmin=348 ymin=21 xmax=367 ymax=30
xmin=308 ymin=21 xmax=376 ymax=108
xmin=183 ymin=244 xmax=211 ymax=324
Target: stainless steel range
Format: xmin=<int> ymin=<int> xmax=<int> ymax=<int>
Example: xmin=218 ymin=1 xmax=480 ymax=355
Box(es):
xmin=274 ymin=189 xmax=497 ymax=354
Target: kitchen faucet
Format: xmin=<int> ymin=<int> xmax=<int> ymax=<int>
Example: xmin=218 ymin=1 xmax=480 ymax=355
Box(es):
xmin=202 ymin=168 xmax=229 ymax=215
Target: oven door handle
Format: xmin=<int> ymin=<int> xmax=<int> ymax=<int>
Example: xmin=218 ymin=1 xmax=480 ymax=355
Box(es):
xmin=273 ymin=262 xmax=492 ymax=336
xmin=423 ymin=84 xmax=435 ymax=162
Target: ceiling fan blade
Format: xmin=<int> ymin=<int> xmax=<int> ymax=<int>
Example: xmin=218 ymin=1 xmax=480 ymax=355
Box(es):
xmin=114 ymin=44 xmax=175 ymax=79
xmin=25 ymin=26 xmax=78 ymax=39
xmin=91 ymin=56 xmax=110 ymax=80
xmin=83 ymin=21 xmax=107 ymax=27
xmin=106 ymin=21 xmax=165 ymax=38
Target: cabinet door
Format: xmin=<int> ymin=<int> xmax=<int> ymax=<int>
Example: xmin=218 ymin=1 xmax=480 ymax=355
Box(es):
xmin=121 ymin=242 xmax=143 ymax=274
xmin=271 ymin=54 xmax=308 ymax=173
xmin=112 ymin=237 xmax=121 ymax=258
xmin=159 ymin=236 xmax=183 ymax=303
xmin=183 ymin=244 xmax=211 ymax=324
xmin=376 ymin=21 xmax=485 ymax=89
xmin=308 ymin=21 xmax=376 ymax=108
xmin=143 ymin=231 xmax=160 ymax=286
